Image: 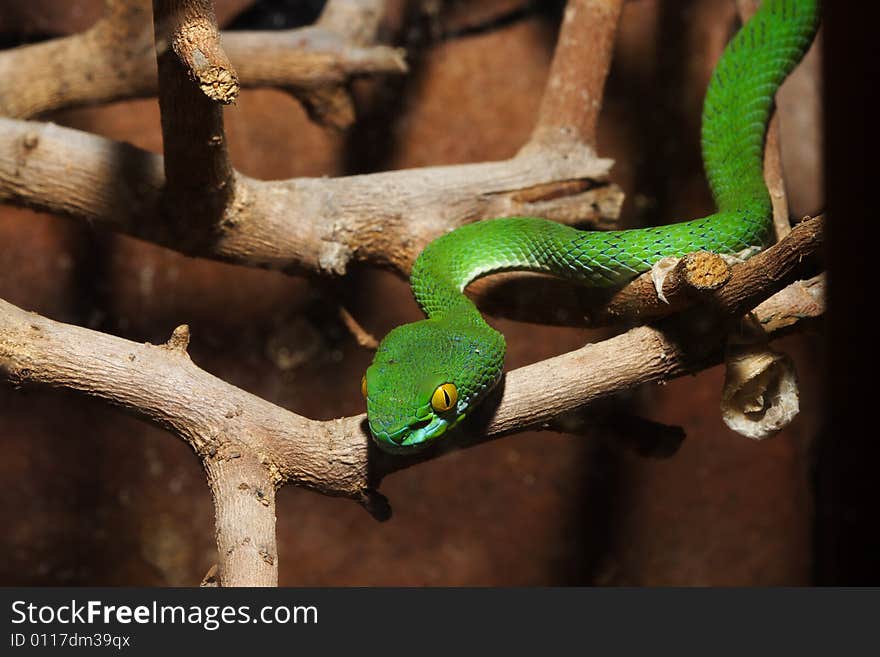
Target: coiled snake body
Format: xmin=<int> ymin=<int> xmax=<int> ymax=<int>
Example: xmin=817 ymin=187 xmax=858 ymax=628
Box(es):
xmin=364 ymin=0 xmax=819 ymax=452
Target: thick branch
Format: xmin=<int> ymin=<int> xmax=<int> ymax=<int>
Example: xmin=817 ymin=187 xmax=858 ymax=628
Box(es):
xmin=153 ymin=0 xmax=235 ymax=230
xmin=0 ymin=300 xmax=371 ymax=496
xmin=154 ymin=0 xmax=239 ymax=104
xmin=528 ymin=0 xmax=624 ymax=150
xmin=470 ymin=216 xmax=823 ymax=327
xmin=0 ymin=117 xmax=621 ymax=276
xmin=0 ymin=0 xmax=623 ymax=276
xmin=0 ymin=0 xmax=405 ymax=122
xmin=0 ymin=216 xmax=824 ymax=502
xmin=207 ymin=452 xmax=278 ymax=587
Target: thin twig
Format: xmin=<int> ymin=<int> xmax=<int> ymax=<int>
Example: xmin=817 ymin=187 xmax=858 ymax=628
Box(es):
xmin=339 ymin=306 xmax=380 ymax=350
xmin=737 ymin=0 xmax=790 ymax=240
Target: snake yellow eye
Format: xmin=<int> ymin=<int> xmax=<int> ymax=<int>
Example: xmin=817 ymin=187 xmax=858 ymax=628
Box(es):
xmin=431 ymin=383 xmax=458 ymax=412
xmin=361 ymin=375 xmax=368 ymax=399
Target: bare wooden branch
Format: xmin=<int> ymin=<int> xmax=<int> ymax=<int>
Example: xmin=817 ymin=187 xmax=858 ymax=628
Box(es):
xmin=0 ymin=298 xmax=371 ymax=498
xmin=528 ymin=0 xmax=624 ymax=150
xmin=249 ymin=0 xmax=398 ymax=128
xmin=0 ymin=116 xmax=621 ymax=276
xmin=470 ymin=216 xmax=822 ymax=328
xmin=598 ymin=217 xmax=821 ymax=322
xmin=154 ymin=0 xmax=239 ymax=104
xmin=0 ymin=215 xmax=823 ymax=497
xmin=0 ymin=0 xmax=405 ymax=121
xmin=207 ymin=452 xmax=278 ymax=587
xmin=225 ymin=29 xmax=405 ymax=89
xmin=707 ymin=216 xmax=822 ymax=314
xmin=601 ymin=249 xmax=732 ymax=315
xmin=153 ymin=0 xmax=235 ymax=231
xmin=751 ymin=274 xmax=824 ymax=335
xmin=0 ymin=0 xmax=154 ymax=118
xmin=317 ymin=0 xmax=386 ymax=45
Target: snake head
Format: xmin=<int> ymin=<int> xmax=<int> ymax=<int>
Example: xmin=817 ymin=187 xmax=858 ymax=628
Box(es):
xmin=363 ymin=317 xmax=504 ymax=453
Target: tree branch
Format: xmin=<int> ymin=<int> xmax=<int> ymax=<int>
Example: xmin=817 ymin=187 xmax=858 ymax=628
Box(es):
xmin=0 ymin=0 xmax=625 ymax=282
xmin=469 ymin=216 xmax=822 ymax=327
xmin=317 ymin=0 xmax=386 ymax=45
xmin=0 ymin=116 xmax=621 ymax=276
xmin=154 ymin=0 xmax=239 ymax=104
xmin=207 ymin=451 xmax=278 ymax=587
xmin=153 ymin=0 xmax=235 ymax=237
xmin=0 ymin=215 xmax=824 ymax=498
xmin=0 ymin=0 xmax=406 ymax=124
xmin=528 ymin=0 xmax=624 ymax=151
xmin=751 ymin=273 xmax=824 ymax=336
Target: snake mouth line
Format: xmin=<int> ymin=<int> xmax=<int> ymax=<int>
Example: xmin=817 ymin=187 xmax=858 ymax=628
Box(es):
xmin=408 ymin=418 xmax=432 ymax=433
xmin=370 ymin=415 xmax=452 ymax=452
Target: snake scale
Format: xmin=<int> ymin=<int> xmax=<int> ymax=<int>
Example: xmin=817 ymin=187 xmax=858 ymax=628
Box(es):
xmin=363 ymin=0 xmax=820 ymax=452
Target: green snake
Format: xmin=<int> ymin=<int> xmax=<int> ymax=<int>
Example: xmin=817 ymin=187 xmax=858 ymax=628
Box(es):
xmin=363 ymin=0 xmax=819 ymax=452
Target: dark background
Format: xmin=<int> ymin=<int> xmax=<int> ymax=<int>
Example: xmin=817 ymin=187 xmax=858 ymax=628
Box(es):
xmin=0 ymin=0 xmax=871 ymax=585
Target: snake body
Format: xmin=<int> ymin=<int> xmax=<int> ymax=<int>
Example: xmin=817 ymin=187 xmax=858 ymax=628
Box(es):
xmin=364 ymin=0 xmax=819 ymax=452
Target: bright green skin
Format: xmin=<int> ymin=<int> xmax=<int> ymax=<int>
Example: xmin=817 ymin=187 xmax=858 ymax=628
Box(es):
xmin=365 ymin=0 xmax=820 ymax=452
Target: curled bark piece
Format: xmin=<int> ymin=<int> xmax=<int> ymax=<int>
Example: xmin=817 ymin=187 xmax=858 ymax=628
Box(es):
xmin=650 ymin=256 xmax=680 ymax=304
xmin=752 ymin=274 xmax=824 ymax=335
xmin=721 ymin=345 xmax=800 ymax=440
